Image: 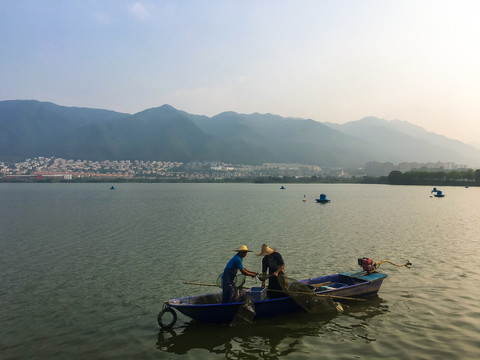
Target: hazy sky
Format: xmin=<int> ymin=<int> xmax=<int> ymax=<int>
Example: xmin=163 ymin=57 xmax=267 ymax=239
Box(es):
xmin=1 ymin=0 xmax=479 ymax=143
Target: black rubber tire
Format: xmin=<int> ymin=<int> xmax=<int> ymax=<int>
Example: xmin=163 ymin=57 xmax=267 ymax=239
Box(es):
xmin=158 ymin=307 xmax=177 ymax=329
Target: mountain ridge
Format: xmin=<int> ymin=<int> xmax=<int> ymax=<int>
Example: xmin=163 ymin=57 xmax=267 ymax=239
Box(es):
xmin=1 ymin=100 xmax=479 ymax=168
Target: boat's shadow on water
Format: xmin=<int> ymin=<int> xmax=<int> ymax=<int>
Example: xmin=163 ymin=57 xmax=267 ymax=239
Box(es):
xmin=156 ymin=295 xmax=388 ymax=358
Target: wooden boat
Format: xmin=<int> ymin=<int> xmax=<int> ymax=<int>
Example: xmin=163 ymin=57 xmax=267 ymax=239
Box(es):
xmin=160 ymin=271 xmax=387 ymax=326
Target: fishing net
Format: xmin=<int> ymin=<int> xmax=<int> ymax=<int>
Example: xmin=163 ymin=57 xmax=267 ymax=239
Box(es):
xmin=211 ymin=273 xmax=253 ymax=325
xmin=276 ymin=274 xmax=343 ymax=313
xmin=231 ymin=294 xmax=255 ymax=325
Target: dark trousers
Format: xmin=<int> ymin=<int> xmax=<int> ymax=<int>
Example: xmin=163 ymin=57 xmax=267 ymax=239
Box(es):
xmin=222 ymin=268 xmax=237 ymax=303
xmin=268 ymin=273 xmax=285 ymax=299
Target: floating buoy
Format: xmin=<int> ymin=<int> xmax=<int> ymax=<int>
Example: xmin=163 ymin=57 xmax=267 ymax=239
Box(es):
xmin=315 ymin=193 xmax=330 ymax=203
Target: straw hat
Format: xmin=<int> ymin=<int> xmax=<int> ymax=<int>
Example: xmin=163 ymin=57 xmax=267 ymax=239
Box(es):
xmin=256 ymin=244 xmax=275 ymax=256
xmin=233 ymin=245 xmax=252 ymax=252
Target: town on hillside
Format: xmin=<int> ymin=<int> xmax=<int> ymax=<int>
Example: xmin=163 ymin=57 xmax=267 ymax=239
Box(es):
xmin=0 ymin=156 xmax=469 ymax=182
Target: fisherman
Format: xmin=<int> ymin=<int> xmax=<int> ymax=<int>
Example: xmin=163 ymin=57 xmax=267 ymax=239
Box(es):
xmin=222 ymin=245 xmax=257 ymax=303
xmin=257 ymin=244 xmax=286 ymax=299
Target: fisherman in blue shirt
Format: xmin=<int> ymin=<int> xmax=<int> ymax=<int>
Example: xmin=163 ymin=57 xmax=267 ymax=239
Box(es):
xmin=222 ymin=245 xmax=257 ymax=303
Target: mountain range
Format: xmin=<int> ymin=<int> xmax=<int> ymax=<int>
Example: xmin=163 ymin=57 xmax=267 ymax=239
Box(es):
xmin=1 ymin=99 xmax=479 ymax=168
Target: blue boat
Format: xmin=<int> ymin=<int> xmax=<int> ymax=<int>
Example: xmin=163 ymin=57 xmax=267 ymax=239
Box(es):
xmin=315 ymin=193 xmax=330 ymax=203
xmin=160 ymin=271 xmax=387 ymax=326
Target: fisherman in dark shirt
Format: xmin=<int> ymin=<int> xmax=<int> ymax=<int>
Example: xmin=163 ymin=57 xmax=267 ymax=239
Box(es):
xmin=256 ymin=244 xmax=286 ymax=299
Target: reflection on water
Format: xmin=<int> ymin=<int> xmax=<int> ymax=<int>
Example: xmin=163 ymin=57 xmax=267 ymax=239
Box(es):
xmin=157 ymin=296 xmax=388 ymax=358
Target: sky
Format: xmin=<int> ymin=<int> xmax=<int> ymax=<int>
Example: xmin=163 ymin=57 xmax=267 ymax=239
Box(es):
xmin=1 ymin=0 xmax=479 ymax=144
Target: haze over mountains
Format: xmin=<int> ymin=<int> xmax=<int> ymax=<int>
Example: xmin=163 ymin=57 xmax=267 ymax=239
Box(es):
xmin=1 ymin=100 xmax=479 ymax=168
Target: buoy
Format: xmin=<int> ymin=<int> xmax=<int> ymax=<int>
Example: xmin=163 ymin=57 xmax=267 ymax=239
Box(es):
xmin=316 ymin=193 xmax=330 ymax=203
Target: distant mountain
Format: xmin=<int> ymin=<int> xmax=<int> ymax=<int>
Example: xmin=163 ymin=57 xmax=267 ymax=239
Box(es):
xmin=469 ymin=141 xmax=480 ymax=150
xmin=0 ymin=100 xmax=128 ymax=161
xmin=188 ymin=112 xmax=378 ymax=167
xmin=325 ymin=117 xmax=480 ymax=167
xmin=1 ymin=100 xmax=480 ymax=168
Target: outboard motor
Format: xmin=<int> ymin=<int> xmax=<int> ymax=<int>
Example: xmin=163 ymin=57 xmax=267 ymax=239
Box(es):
xmin=358 ymin=257 xmax=375 ymax=273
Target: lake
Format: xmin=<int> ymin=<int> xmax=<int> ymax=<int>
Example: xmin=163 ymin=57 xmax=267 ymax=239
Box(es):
xmin=1 ymin=183 xmax=479 ymax=359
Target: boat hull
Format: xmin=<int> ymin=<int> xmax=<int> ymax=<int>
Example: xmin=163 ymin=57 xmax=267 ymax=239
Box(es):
xmin=168 ymin=272 xmax=387 ymax=324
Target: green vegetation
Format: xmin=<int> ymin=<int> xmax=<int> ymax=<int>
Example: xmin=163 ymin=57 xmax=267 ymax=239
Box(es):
xmin=4 ymin=169 xmax=480 ymax=187
xmin=387 ymin=169 xmax=480 ymax=186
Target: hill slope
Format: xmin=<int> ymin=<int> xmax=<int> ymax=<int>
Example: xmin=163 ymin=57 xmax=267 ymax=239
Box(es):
xmin=2 ymin=100 xmax=480 ymax=168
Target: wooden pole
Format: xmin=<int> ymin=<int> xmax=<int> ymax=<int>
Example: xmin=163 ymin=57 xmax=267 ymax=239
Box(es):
xmin=267 ymin=289 xmax=366 ymax=302
xmin=183 ymin=282 xmax=365 ymax=302
xmin=183 ymin=281 xmax=218 ymax=287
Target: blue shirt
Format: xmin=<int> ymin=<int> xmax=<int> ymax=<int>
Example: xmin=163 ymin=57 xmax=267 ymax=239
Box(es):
xmin=223 ymin=253 xmax=244 ymax=277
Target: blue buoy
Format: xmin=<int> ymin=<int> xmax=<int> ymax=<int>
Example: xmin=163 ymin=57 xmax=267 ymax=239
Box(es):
xmin=315 ymin=193 xmax=330 ymax=203
xmin=434 ymin=190 xmax=444 ymax=197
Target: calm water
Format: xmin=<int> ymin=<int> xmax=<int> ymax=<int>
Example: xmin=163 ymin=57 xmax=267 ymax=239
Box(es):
xmin=1 ymin=183 xmax=479 ymax=359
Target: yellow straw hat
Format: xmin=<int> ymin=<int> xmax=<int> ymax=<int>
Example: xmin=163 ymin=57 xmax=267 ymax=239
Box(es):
xmin=233 ymin=245 xmax=252 ymax=252
xmin=256 ymin=244 xmax=275 ymax=256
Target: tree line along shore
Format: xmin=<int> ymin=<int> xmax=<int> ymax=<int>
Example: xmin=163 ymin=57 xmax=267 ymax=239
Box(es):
xmin=2 ymin=169 xmax=480 ymax=187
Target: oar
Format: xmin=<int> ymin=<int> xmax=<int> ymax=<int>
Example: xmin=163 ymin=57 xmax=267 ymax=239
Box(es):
xmin=183 ymin=281 xmax=221 ymax=287
xmin=183 ymin=281 xmax=365 ymax=301
xmin=183 ymin=281 xmax=251 ymax=289
xmin=266 ymin=288 xmax=366 ymax=302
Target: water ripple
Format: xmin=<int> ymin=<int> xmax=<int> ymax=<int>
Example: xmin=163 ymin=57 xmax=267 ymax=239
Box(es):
xmin=2 ymin=184 xmax=480 ymax=359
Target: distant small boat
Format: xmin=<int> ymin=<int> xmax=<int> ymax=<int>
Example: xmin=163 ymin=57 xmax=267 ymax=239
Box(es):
xmin=280 ymin=186 xmax=286 ymax=190
xmin=110 ymin=185 xmax=116 ymax=190
xmin=315 ymin=193 xmax=330 ymax=203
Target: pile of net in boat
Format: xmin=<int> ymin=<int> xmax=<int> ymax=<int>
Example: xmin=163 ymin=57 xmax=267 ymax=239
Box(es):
xmin=275 ymin=274 xmax=343 ymax=313
xmin=229 ymin=273 xmax=342 ymax=325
